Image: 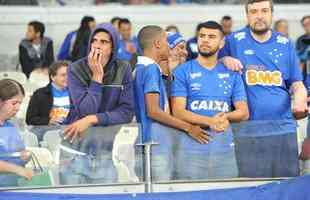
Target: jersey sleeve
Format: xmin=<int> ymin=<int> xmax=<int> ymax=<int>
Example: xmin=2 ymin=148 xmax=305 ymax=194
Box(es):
xmin=232 ymin=73 xmax=247 ymax=103
xmin=287 ymin=41 xmax=303 ymax=86
xmin=218 ymin=34 xmax=232 ymax=59
xmin=170 ymin=66 xmax=188 ymax=97
xmin=143 ymin=64 xmax=161 ymax=94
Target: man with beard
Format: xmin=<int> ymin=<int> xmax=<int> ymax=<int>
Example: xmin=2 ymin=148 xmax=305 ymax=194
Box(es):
xmin=171 ymin=21 xmax=249 ymax=180
xmin=219 ymin=0 xmax=307 ymax=177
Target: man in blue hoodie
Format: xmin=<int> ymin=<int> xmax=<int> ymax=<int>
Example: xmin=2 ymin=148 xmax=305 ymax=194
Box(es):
xmin=64 ymin=23 xmax=134 ymax=141
xmin=60 ymin=23 xmax=134 ymax=184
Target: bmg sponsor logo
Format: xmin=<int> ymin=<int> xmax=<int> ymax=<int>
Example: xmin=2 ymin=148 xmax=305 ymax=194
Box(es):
xmin=246 ymin=69 xmax=282 ymax=86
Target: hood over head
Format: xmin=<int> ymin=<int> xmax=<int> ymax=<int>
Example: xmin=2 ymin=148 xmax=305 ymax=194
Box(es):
xmin=87 ymin=23 xmax=119 ymax=67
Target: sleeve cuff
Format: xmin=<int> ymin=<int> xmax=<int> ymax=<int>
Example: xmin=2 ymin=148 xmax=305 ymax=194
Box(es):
xmin=96 ymin=112 xmax=109 ymax=126
xmin=89 ymin=80 xmax=102 ymax=93
xmin=170 ymin=92 xmax=187 ymax=97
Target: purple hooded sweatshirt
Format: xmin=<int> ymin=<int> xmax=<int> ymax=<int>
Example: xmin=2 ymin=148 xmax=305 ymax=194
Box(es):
xmin=66 ymin=23 xmax=134 ymax=126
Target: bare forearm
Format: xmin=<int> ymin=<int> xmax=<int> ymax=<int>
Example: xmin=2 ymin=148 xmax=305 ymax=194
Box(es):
xmin=292 ymin=82 xmax=307 ymax=103
xmin=148 ymin=110 xmax=191 ymax=132
xmin=172 ymin=109 xmax=213 ymax=128
xmin=226 ymin=110 xmax=249 ymax=123
xmin=0 ymin=160 xmax=24 ymax=175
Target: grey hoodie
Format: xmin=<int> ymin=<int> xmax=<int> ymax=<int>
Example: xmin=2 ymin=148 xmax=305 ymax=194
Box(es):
xmin=66 ymin=23 xmax=134 ymax=126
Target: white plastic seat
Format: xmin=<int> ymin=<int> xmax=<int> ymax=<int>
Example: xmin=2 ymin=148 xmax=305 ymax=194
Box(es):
xmin=42 ymin=129 xmax=62 ymax=165
xmin=112 ymin=125 xmax=139 ymax=183
xmin=0 ymin=71 xmax=27 ymax=84
xmin=20 ymin=129 xmax=39 ymax=147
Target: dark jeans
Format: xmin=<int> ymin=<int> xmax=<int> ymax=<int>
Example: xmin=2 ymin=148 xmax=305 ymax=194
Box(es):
xmin=234 ymin=133 xmax=300 ymax=178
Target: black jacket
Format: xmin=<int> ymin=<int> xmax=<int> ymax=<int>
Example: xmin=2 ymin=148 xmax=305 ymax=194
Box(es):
xmin=26 ymin=84 xmax=53 ymax=125
xmin=19 ymin=37 xmax=54 ymax=78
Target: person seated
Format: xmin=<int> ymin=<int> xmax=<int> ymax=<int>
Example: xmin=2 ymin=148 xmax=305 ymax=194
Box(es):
xmin=26 ymin=61 xmax=70 ymax=141
xmin=0 ymin=79 xmax=33 ymax=187
xmin=19 ymin=21 xmax=54 ymax=78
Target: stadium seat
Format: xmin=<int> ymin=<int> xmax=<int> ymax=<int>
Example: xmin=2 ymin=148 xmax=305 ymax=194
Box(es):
xmin=28 ymin=70 xmax=49 ymax=88
xmin=112 ymin=125 xmax=139 ymax=183
xmin=20 ymin=128 xmax=39 ymax=147
xmin=0 ymin=71 xmax=27 ymax=84
xmin=42 ymin=129 xmax=62 ymax=165
xmin=25 ymin=146 xmax=57 ymax=186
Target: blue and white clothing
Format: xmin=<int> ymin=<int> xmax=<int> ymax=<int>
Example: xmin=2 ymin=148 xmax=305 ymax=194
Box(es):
xmin=117 ymin=37 xmax=140 ymax=61
xmin=50 ymin=83 xmax=70 ymax=124
xmin=0 ymin=121 xmax=27 ymax=186
xmin=0 ymin=121 xmax=26 ymax=166
xmin=171 ymin=60 xmax=247 ymax=152
xmin=219 ymin=26 xmax=302 ymax=136
xmin=134 ymin=56 xmax=170 ymax=143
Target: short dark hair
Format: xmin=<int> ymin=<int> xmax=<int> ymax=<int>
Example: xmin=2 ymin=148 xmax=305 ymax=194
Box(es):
xmin=138 ymin=25 xmax=164 ymax=51
xmin=245 ymin=0 xmax=274 ymax=13
xmin=165 ymin=25 xmax=179 ymax=33
xmin=28 ymin=20 xmax=45 ymax=38
xmin=118 ymin=18 xmax=131 ymax=28
xmin=274 ymin=19 xmax=287 ymax=29
xmin=110 ymin=16 xmax=121 ymax=24
xmin=49 ymin=61 xmax=70 ymax=78
xmin=0 ymin=79 xmax=25 ymax=101
xmin=197 ymin=21 xmax=224 ymax=37
xmin=301 ymin=15 xmax=310 ymax=25
xmin=221 ymin=15 xmax=232 ymax=21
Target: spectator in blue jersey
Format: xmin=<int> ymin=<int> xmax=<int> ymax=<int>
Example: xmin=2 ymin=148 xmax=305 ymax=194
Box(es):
xmin=296 ymin=15 xmax=310 ymax=76
xmin=26 ymin=61 xmax=70 ymax=141
xmin=186 ymin=23 xmax=199 ymax=61
xmin=134 ymin=25 xmax=210 ymax=181
xmin=171 ymin=21 xmax=249 ymax=180
xmin=0 ymin=79 xmax=33 ymax=187
xmin=219 ymin=0 xmax=308 ymax=177
xmin=57 ymin=16 xmax=96 ymax=61
xmin=167 ymin=31 xmax=188 ymax=72
xmin=117 ymin=18 xmax=141 ymax=67
xmin=19 ymin=21 xmax=54 ymax=78
xmin=159 ymin=31 xmax=188 ymax=78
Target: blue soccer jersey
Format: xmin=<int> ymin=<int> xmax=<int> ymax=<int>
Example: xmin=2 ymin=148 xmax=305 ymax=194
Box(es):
xmin=171 ymin=60 xmax=247 ymax=151
xmin=117 ymin=37 xmax=140 ymax=61
xmin=219 ymin=26 xmax=302 ymax=136
xmin=134 ymin=56 xmax=170 ymax=142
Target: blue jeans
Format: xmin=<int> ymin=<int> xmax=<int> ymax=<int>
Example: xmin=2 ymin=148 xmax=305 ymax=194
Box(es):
xmin=234 ymin=133 xmax=299 ymax=177
xmin=0 ymin=173 xmax=20 ymax=187
xmin=59 ymin=150 xmax=117 ymax=185
xmin=137 ymin=123 xmax=178 ymax=181
xmin=176 ymin=131 xmax=238 ymax=180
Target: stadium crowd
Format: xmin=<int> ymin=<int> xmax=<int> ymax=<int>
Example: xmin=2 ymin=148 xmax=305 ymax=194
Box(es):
xmin=0 ymin=0 xmax=310 ymax=187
